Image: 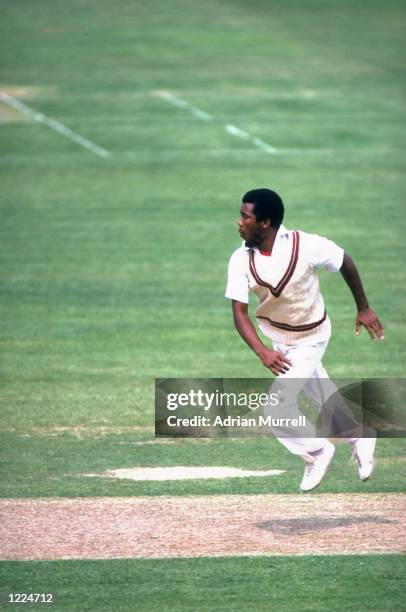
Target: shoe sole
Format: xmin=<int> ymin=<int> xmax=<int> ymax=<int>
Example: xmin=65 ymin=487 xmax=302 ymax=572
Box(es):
xmin=300 ymin=446 xmax=335 ymax=492
xmin=353 ymin=449 xmax=376 ymax=481
xmin=360 ymin=458 xmax=376 ymax=481
xmin=352 ymin=440 xmax=376 ymax=482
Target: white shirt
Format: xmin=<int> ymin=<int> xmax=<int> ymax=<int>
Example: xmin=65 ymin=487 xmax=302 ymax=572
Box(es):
xmin=225 ymin=224 xmax=344 ymax=304
xmin=225 ymin=224 xmax=344 ymax=345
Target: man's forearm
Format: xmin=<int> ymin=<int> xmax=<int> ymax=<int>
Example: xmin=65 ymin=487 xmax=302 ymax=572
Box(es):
xmin=340 ymin=252 xmax=369 ymax=311
xmin=339 ymin=252 xmax=384 ymax=340
xmin=231 ymin=300 xmax=293 ymax=374
xmin=232 ymin=308 xmax=267 ymax=357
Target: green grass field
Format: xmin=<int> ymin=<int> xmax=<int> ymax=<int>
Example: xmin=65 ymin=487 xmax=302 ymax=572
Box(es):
xmin=1 ymin=0 xmax=405 ymax=609
xmin=1 ymin=556 xmax=405 ymax=611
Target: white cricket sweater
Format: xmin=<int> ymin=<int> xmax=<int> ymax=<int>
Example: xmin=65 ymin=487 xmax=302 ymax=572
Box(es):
xmin=225 ymin=225 xmax=344 ymax=345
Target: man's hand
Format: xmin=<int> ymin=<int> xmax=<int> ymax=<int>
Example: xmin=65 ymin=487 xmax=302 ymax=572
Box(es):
xmin=257 ymin=348 xmax=293 ymax=375
xmin=340 ymin=254 xmax=384 ymax=342
xmin=356 ymin=307 xmax=384 ymax=341
xmin=231 ymin=301 xmax=293 ymax=374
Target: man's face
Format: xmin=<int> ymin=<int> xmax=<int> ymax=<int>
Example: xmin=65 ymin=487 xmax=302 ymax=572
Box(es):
xmin=238 ymin=202 xmax=264 ymax=245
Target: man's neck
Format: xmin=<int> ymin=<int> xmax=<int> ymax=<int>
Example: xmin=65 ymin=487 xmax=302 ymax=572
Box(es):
xmin=257 ymin=229 xmax=278 ymax=252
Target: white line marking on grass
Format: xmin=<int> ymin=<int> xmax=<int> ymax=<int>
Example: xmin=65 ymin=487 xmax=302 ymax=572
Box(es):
xmin=190 ymin=106 xmax=213 ymax=121
xmin=226 ymin=124 xmax=278 ymax=154
xmin=225 ymin=124 xmax=250 ymax=140
xmin=155 ymin=90 xmax=213 ymax=122
xmin=251 ymin=137 xmax=278 ymax=154
xmin=0 ymin=91 xmax=111 ymax=159
xmin=276 ymin=148 xmax=336 ymax=156
xmin=155 ymin=90 xmax=278 ymax=155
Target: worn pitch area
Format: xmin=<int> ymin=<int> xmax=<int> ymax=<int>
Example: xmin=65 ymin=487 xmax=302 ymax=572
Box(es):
xmin=0 ymin=493 xmax=404 ymax=560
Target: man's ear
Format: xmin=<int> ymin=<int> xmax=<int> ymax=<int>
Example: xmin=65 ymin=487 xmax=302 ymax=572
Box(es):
xmin=261 ymin=218 xmax=272 ymax=228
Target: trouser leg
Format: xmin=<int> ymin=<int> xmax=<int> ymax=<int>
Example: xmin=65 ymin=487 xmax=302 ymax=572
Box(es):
xmin=265 ymin=340 xmax=331 ymax=458
xmin=302 ymin=366 xmax=372 ymax=442
xmin=267 ymin=340 xmax=372 ymax=460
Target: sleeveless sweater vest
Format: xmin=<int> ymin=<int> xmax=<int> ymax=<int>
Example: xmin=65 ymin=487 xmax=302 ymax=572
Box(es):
xmin=248 ymin=231 xmax=331 ymax=345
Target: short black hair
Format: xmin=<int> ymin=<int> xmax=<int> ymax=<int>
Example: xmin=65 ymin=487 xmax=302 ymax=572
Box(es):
xmin=242 ymin=188 xmax=284 ymax=228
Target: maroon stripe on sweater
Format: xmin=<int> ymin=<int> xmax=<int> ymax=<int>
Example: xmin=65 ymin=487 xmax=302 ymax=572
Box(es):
xmin=249 ymin=231 xmax=299 ymax=297
xmin=257 ymin=310 xmax=327 ymax=332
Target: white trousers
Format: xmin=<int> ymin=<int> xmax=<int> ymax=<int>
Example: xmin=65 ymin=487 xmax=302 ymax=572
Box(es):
xmin=268 ymin=339 xmax=361 ymax=459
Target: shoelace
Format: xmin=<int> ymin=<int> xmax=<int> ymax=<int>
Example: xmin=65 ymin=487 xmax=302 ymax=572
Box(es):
xmin=303 ymin=462 xmax=316 ymax=475
xmin=352 ymin=450 xmax=360 ymax=466
xmin=352 ymin=450 xmax=373 ymax=470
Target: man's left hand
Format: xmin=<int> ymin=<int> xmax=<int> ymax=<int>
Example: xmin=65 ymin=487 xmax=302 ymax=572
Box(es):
xmin=356 ymin=308 xmax=384 ymax=341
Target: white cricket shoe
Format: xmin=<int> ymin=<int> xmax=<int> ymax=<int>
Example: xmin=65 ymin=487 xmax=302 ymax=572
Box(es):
xmin=300 ymin=441 xmax=335 ymax=492
xmin=352 ymin=437 xmax=376 ymax=481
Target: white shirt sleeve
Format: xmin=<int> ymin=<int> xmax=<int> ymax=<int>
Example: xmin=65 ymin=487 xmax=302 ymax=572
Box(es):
xmin=305 ymin=232 xmax=344 ymax=272
xmin=225 ymin=250 xmax=249 ymax=303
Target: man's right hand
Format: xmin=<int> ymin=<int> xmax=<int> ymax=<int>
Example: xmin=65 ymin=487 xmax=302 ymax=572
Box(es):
xmin=257 ymin=348 xmax=292 ymax=376
xmin=231 ymin=301 xmax=293 ymax=375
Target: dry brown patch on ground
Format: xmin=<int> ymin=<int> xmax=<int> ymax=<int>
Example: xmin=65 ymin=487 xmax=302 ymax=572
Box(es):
xmin=0 ymin=85 xmax=57 ymax=124
xmin=0 ymin=103 xmax=30 ymax=123
xmin=0 ymin=493 xmax=404 ymax=560
xmin=0 ymin=85 xmax=56 ymax=99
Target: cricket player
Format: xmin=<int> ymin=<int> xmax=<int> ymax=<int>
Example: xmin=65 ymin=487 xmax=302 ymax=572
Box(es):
xmin=225 ymin=188 xmax=383 ymax=491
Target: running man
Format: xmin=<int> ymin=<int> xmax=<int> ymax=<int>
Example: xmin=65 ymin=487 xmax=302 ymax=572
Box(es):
xmin=225 ymin=188 xmax=383 ymax=491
